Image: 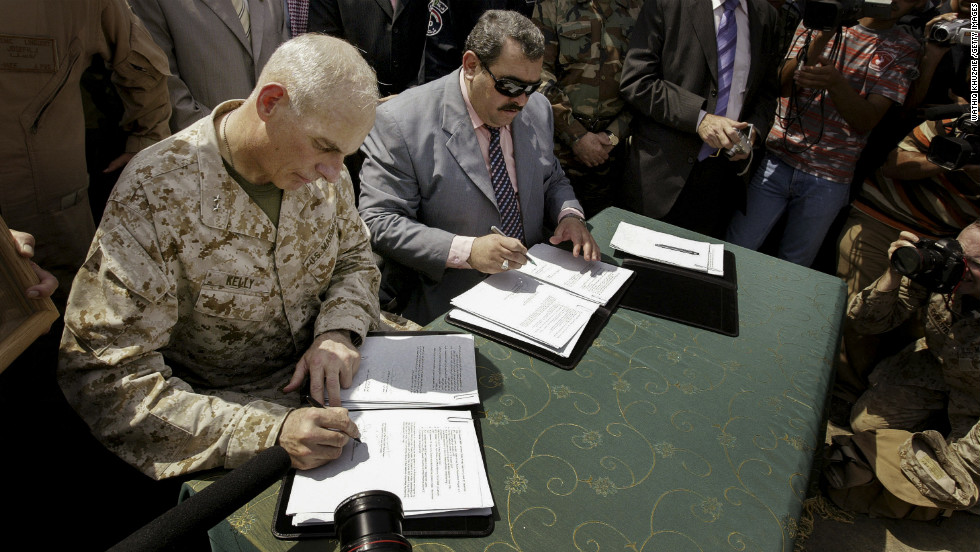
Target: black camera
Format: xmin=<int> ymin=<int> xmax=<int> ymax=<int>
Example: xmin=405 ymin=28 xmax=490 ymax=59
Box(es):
xmin=335 ymin=490 xmax=412 ymax=552
xmin=927 ymin=112 xmax=980 ymax=170
xmin=801 ymin=0 xmax=893 ymax=30
xmin=889 ymin=238 xmax=967 ymax=293
xmin=928 ymin=18 xmax=973 ymax=46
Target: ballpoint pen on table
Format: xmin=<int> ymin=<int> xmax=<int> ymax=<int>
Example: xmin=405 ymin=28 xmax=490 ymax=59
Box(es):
xmin=655 ymin=243 xmax=700 ymax=256
xmin=304 ymin=394 xmax=363 ymax=443
xmin=490 ymin=225 xmax=537 ymax=265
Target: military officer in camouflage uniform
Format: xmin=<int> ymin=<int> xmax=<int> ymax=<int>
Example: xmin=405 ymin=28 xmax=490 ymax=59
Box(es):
xmin=533 ymin=0 xmax=641 ymax=216
xmin=846 ymin=222 xmax=980 ymax=511
xmin=58 ymin=34 xmax=381 ymax=479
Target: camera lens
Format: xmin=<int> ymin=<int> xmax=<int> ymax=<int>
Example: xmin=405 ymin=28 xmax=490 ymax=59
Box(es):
xmin=890 ymin=245 xmax=932 ymax=276
xmin=335 ymin=490 xmax=412 ymax=552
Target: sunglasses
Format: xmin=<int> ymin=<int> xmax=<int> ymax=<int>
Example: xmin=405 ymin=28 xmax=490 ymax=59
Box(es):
xmin=482 ymin=62 xmax=541 ymax=98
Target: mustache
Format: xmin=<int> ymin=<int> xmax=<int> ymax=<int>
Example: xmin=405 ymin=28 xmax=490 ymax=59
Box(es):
xmin=500 ymin=103 xmax=524 ymax=111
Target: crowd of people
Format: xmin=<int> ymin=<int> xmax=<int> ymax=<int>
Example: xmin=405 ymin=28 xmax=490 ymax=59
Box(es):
xmin=1 ymin=0 xmax=978 ymax=546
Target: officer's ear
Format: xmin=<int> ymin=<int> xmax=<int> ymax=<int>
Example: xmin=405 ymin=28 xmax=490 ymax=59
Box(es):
xmin=461 ymin=51 xmax=481 ymax=81
xmin=255 ymin=83 xmax=288 ymax=122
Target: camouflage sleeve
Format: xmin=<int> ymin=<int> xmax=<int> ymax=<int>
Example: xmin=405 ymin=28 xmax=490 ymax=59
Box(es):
xmin=847 ymin=275 xmax=927 ymax=335
xmin=534 ymin=0 xmax=588 ymax=147
xmin=313 ymin=169 xmax=382 ymax=342
xmin=58 ymin=192 xmax=290 ymax=480
xmin=100 ymin=0 xmax=172 ymax=152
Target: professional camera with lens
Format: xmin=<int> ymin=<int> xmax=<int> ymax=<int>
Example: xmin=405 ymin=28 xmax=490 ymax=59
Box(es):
xmin=335 ymin=490 xmax=412 ymax=552
xmin=889 ymin=238 xmax=967 ymax=293
xmin=927 ymin=113 xmax=980 ymax=170
xmin=928 ymin=18 xmax=973 ymax=46
xmin=801 ymin=0 xmax=893 ymax=30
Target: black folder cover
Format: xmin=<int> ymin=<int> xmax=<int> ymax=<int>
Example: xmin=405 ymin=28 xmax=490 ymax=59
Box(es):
xmin=617 ymin=251 xmax=739 ymax=337
xmin=444 ymin=271 xmax=635 ymax=370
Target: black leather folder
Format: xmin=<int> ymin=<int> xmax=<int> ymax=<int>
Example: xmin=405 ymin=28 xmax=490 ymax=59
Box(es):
xmin=617 ymin=251 xmax=739 ymax=337
xmin=445 ymin=271 xmax=635 ymax=370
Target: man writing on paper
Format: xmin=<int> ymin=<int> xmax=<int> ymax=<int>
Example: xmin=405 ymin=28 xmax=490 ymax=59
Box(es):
xmin=358 ymin=10 xmax=599 ymax=326
xmin=58 ymin=35 xmax=379 ymax=479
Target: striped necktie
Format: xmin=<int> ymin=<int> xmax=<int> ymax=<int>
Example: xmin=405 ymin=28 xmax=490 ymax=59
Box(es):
xmin=486 ymin=126 xmax=525 ymax=243
xmin=230 ymin=0 xmax=251 ymax=40
xmin=698 ymin=0 xmax=739 ymax=161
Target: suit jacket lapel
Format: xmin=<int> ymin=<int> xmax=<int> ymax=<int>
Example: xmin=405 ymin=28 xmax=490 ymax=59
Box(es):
xmin=745 ymin=0 xmax=764 ymax=104
xmin=201 ymin=0 xmax=252 ymax=56
xmin=689 ymin=0 xmax=718 ymax=84
xmin=373 ymin=0 xmax=394 ymax=19
xmin=442 ymin=70 xmax=498 ymax=208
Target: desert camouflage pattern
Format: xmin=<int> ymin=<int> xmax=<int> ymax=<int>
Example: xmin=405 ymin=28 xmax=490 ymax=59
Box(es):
xmin=533 ymin=0 xmax=641 ymax=149
xmin=58 ymin=101 xmax=381 ymax=479
xmin=848 ymin=277 xmax=980 ymax=440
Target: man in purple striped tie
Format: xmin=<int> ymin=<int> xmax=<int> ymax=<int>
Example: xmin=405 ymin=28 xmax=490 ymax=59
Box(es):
xmin=359 ymin=10 xmax=599 ymax=325
xmin=620 ymin=0 xmax=781 ymax=239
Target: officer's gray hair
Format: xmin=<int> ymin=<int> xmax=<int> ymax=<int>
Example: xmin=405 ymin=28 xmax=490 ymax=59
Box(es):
xmin=464 ymin=9 xmax=544 ymax=67
xmin=256 ymin=33 xmax=378 ymax=119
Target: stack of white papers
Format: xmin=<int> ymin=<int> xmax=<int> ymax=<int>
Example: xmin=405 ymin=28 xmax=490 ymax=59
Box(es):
xmin=610 ymin=222 xmax=725 ymax=276
xmin=447 ymin=244 xmax=633 ymax=357
xmin=341 ymin=334 xmax=478 ymax=409
xmin=286 ymin=409 xmax=494 ymax=526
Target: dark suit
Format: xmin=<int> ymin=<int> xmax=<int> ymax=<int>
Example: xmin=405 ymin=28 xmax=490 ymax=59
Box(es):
xmin=620 ymin=0 xmax=778 ymax=232
xmin=358 ymin=70 xmax=582 ymax=325
xmin=309 ymin=0 xmax=428 ymax=96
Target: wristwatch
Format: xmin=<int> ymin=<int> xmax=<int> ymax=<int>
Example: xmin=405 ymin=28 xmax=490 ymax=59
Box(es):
xmin=559 ymin=213 xmax=587 ymax=225
xmin=604 ymin=130 xmax=619 ymax=147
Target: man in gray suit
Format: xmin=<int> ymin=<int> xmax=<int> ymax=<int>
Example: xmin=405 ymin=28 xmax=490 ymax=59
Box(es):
xmin=359 ymin=10 xmax=598 ymax=326
xmin=131 ymin=0 xmax=289 ymax=132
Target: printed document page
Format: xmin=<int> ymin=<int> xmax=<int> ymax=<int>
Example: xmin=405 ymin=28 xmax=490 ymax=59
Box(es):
xmin=610 ymin=222 xmax=725 ymax=276
xmin=447 ymin=308 xmax=585 ymax=358
xmin=518 ymin=243 xmax=633 ymax=305
xmin=286 ymin=409 xmax=493 ymax=525
xmin=341 ymin=334 xmax=478 ymax=409
xmin=450 ymin=271 xmax=599 ymax=349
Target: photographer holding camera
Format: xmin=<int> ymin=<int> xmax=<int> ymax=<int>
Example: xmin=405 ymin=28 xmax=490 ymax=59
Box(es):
xmin=831 ymin=221 xmax=980 ymax=515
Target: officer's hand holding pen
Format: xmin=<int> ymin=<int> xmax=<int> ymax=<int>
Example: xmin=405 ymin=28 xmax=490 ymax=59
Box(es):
xmin=305 ymin=394 xmax=363 ymax=443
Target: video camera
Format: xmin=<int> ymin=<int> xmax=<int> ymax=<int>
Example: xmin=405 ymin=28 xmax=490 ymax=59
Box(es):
xmin=928 ymin=18 xmax=975 ymax=46
xmin=800 ymin=0 xmax=894 ymax=30
xmin=890 ymin=238 xmax=967 ymax=293
xmin=922 ymin=104 xmax=980 ymax=170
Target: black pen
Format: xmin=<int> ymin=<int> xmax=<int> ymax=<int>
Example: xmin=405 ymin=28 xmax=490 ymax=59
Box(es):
xmin=655 ymin=243 xmax=700 ymax=255
xmin=304 ymin=394 xmax=363 ymax=444
xmin=490 ymin=225 xmax=537 ymax=265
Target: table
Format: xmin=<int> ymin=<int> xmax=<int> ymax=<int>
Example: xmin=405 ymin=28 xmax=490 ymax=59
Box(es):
xmin=185 ymin=207 xmax=847 ymax=551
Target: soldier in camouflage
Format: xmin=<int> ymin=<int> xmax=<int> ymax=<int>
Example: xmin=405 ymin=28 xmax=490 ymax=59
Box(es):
xmin=533 ymin=0 xmax=641 ymax=216
xmin=58 ymin=35 xmax=382 ymax=479
xmin=846 ymin=222 xmax=980 ymax=510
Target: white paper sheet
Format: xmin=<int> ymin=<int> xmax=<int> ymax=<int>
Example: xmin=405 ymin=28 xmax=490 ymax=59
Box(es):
xmin=450 ymin=271 xmax=599 ymax=349
xmin=341 ymin=334 xmax=478 ymax=409
xmin=517 ymin=243 xmax=633 ymax=305
xmin=286 ymin=409 xmax=494 ymax=525
xmin=609 ymin=221 xmax=725 ymax=276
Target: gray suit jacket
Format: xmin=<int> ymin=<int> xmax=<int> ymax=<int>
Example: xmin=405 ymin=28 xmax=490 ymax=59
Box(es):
xmin=130 ymin=0 xmax=289 ymax=132
xmin=358 ymin=69 xmax=581 ymax=325
xmin=619 ymin=0 xmax=779 ymax=217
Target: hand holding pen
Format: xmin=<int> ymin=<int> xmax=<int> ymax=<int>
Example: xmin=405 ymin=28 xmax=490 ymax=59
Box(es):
xmin=276 ymin=397 xmax=362 ymax=469
xmin=468 ymin=227 xmax=531 ymax=273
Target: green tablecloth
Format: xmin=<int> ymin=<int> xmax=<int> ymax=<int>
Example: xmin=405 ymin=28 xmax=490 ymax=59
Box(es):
xmin=185 ymin=207 xmax=846 ymax=552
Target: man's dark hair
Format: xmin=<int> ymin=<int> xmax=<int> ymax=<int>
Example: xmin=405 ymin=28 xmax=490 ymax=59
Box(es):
xmin=464 ymin=9 xmax=544 ymax=67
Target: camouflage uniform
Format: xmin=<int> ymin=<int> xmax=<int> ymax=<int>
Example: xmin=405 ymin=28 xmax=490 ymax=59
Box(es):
xmin=533 ymin=0 xmax=641 ymax=216
xmin=846 ymin=277 xmax=980 ymax=510
xmin=58 ymin=100 xmax=381 ymax=480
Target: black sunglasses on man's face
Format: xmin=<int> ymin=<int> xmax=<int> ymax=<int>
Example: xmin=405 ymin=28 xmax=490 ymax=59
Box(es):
xmin=482 ymin=62 xmax=541 ymax=98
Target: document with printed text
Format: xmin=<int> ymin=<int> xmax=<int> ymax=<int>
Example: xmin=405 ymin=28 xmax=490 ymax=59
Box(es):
xmin=285 ymin=409 xmax=493 ymax=525
xmin=341 ymin=334 xmax=478 ymax=409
